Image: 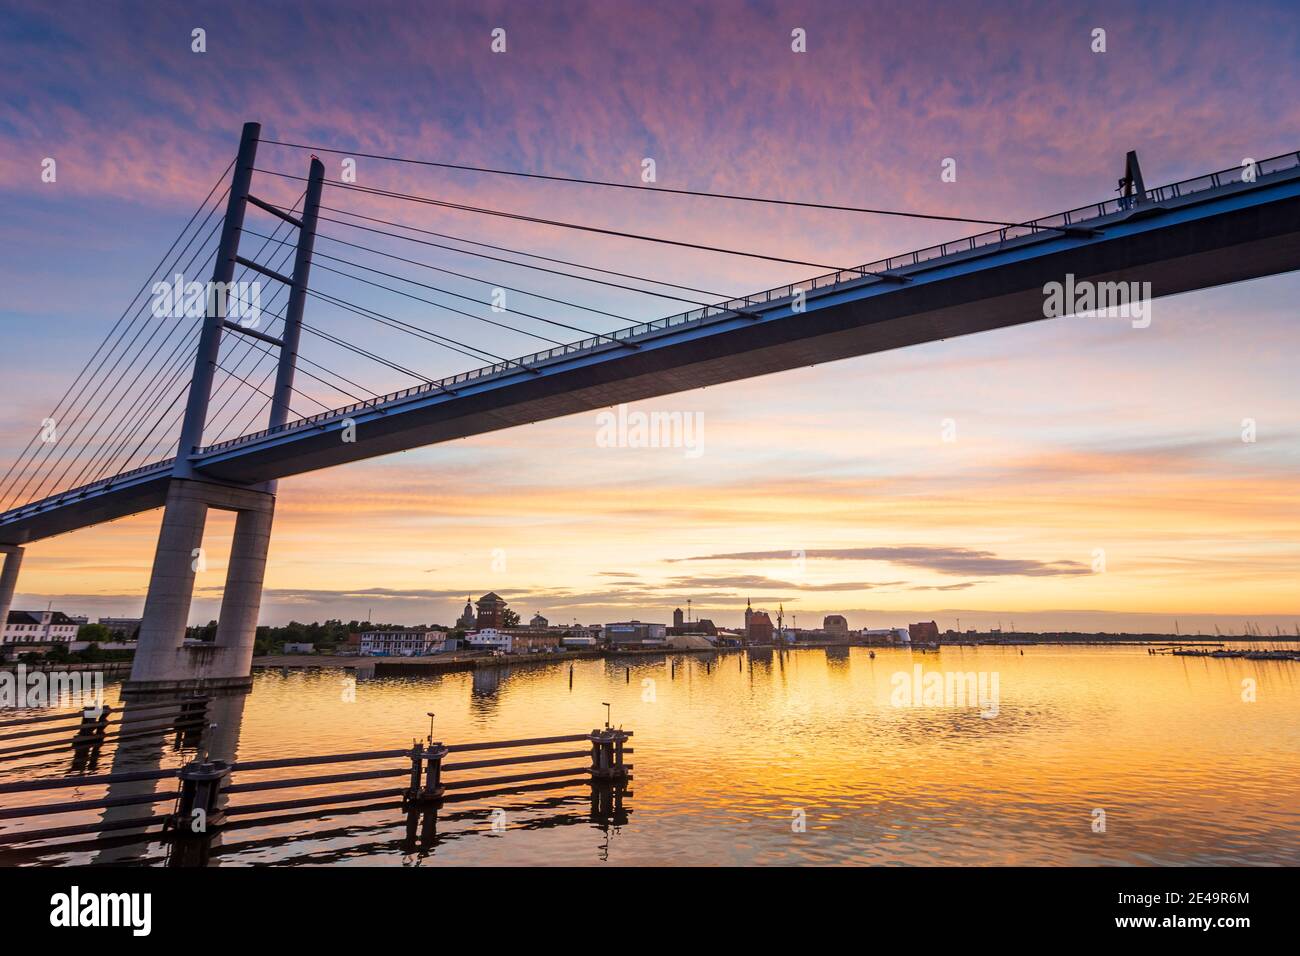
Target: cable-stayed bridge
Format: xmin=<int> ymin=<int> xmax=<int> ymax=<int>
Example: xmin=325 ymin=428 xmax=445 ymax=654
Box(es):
xmin=2 ymin=122 xmax=1298 ymax=692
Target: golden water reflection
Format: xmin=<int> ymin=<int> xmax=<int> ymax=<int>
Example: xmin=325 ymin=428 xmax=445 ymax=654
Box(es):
xmin=5 ymin=645 xmax=1298 ymax=865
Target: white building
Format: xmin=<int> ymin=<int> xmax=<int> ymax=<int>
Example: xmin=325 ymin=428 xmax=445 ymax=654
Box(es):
xmin=466 ymin=628 xmax=512 ymax=653
xmin=3 ymin=610 xmax=80 ymax=645
xmin=358 ymin=629 xmax=443 ymax=657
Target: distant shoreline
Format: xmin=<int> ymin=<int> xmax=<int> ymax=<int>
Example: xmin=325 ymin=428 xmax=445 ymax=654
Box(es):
xmin=238 ymin=633 xmax=1300 ymax=674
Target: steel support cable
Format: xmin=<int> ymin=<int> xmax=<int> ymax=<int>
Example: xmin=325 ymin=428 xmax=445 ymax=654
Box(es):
xmin=198 ymin=252 xmax=301 ymax=445
xmin=9 ymin=205 xmax=230 ymax=507
xmin=80 ymin=188 xmax=307 ymax=485
xmin=0 ymin=159 xmax=234 ymax=504
xmin=215 ymin=330 xmax=385 ymax=446
xmin=275 ymin=201 xmax=734 ymax=305
xmin=299 ymin=320 xmax=434 ymax=386
xmin=208 ymin=306 xmax=345 ymax=436
xmin=10 ymin=185 xmax=230 ymax=502
xmin=78 ymin=212 xmax=256 ymax=482
xmin=79 ymin=323 xmax=204 ymax=485
xmin=260 ymin=138 xmax=1062 ymax=231
xmin=139 ymin=327 xmax=343 ymax=463
xmin=309 ymin=259 xmax=574 ymax=347
xmin=253 ymin=168 xmax=878 ymax=275
xmin=244 ymin=225 xmax=639 ymax=327
xmin=61 ymin=193 xmax=302 ymax=494
xmin=109 ymin=376 xmax=195 ymax=478
xmin=18 ymin=211 xmax=228 ymax=503
xmin=219 ymin=339 xmax=385 ymax=447
xmin=218 ymin=346 xmax=370 ymax=447
xmin=259 ymin=350 xmax=379 ymax=404
xmin=194 ymin=190 xmax=308 ymax=445
xmin=73 ymin=225 xmax=270 ymax=486
xmin=96 ymin=261 xmax=289 ymax=482
xmin=203 ymin=278 xmax=383 ymax=450
xmin=132 ymin=190 xmax=304 ymax=461
xmin=316 ymin=204 xmax=734 ymax=300
xmin=212 ymin=361 xmax=308 ymax=422
xmin=220 ymin=363 xmax=298 ymax=445
xmin=304 ymin=288 xmax=516 ymax=366
xmin=217 ymin=331 xmax=362 ymax=422
xmin=201 ymin=320 xmax=418 ymax=449
xmin=245 ymin=226 xmax=570 ymax=346
xmin=2 ymin=189 xmax=229 ymax=508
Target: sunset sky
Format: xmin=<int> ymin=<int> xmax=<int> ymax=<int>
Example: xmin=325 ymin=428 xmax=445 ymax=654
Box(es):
xmin=1 ymin=0 xmax=1297 ymax=634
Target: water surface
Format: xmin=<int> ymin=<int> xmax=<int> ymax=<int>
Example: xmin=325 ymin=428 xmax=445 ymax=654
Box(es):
xmin=2 ymin=645 xmax=1297 ymax=866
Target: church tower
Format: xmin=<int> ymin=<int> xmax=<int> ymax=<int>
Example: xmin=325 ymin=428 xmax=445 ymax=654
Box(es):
xmin=456 ymin=596 xmax=476 ymax=631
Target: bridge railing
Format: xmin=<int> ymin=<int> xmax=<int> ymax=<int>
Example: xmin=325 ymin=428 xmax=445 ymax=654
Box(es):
xmin=0 ymin=456 xmax=175 ymax=524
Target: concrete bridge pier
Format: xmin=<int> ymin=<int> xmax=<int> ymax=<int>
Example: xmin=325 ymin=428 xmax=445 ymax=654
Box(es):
xmin=0 ymin=544 xmax=23 ymax=639
xmin=125 ymin=478 xmax=275 ymax=695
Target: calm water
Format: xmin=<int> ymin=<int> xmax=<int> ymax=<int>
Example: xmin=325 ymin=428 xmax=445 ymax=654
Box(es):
xmin=2 ymin=645 xmax=1298 ymax=866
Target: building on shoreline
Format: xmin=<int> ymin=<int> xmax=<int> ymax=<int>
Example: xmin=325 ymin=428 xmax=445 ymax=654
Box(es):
xmin=475 ymin=592 xmax=509 ymax=629
xmin=3 ymin=610 xmax=79 ymax=645
xmin=909 ymin=621 xmax=941 ymax=644
xmin=357 ymin=629 xmax=445 ymax=657
xmin=743 ymin=601 xmax=774 ymax=644
xmin=605 ymin=621 xmax=668 ymax=648
xmin=466 ymin=628 xmax=562 ymax=654
xmin=823 ymin=614 xmax=848 ymax=635
xmin=456 ymin=597 xmax=476 ymax=631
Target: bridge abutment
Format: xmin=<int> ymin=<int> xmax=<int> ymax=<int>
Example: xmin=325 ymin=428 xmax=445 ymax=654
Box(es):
xmin=125 ymin=479 xmax=275 ymax=695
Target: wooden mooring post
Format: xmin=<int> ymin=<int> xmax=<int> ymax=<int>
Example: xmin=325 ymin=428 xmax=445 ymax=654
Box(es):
xmin=172 ymin=759 xmax=231 ymax=835
xmin=403 ymin=742 xmax=449 ymax=807
xmin=588 ymin=727 xmax=632 ymax=782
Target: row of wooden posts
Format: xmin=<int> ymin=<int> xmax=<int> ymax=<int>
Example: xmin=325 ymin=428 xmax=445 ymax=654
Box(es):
xmin=0 ymin=712 xmax=632 ymax=848
xmin=0 ymin=697 xmax=209 ymax=763
xmin=175 ymin=726 xmax=633 ymax=835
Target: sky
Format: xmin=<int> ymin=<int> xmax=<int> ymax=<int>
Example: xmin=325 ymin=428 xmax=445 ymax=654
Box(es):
xmin=1 ymin=0 xmax=1298 ymax=634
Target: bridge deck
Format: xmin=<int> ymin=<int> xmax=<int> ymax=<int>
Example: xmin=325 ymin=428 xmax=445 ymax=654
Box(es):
xmin=4 ymin=150 xmax=1300 ymax=543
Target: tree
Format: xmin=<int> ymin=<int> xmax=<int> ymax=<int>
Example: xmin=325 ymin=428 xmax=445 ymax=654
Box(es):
xmin=502 ymin=609 xmax=520 ymax=628
xmin=77 ymin=622 xmax=112 ymax=643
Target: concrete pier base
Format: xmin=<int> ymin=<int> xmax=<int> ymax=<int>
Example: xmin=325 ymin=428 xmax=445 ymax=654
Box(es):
xmin=0 ymin=545 xmax=23 ymax=642
xmin=125 ymin=479 xmax=275 ymax=695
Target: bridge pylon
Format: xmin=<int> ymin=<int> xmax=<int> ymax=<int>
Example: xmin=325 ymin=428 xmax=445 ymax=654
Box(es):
xmin=126 ymin=123 xmax=324 ymax=695
xmin=0 ymin=545 xmax=23 ymax=646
